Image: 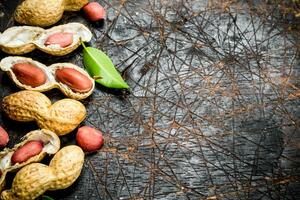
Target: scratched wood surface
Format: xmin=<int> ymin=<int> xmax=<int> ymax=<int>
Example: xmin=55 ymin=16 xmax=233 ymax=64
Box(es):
xmin=0 ymin=0 xmax=300 ymax=199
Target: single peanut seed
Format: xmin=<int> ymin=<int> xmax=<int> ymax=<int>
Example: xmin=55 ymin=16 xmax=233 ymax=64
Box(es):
xmin=12 ymin=63 xmax=47 ymax=88
xmin=44 ymin=32 xmax=73 ymax=48
xmin=55 ymin=68 xmax=93 ymax=93
xmin=11 ymin=140 xmax=43 ymax=164
xmin=0 ymin=126 xmax=9 ymax=148
xmin=83 ymin=2 xmax=106 ymax=22
xmin=76 ymin=126 xmax=104 ymax=152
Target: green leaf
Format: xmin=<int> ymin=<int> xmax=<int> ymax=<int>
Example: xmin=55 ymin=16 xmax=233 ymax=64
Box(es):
xmin=40 ymin=195 xmax=54 ymax=200
xmin=82 ymin=42 xmax=129 ymax=89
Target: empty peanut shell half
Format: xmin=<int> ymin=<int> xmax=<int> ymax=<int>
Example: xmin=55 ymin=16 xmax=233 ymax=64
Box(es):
xmin=0 ymin=56 xmax=95 ymax=100
xmin=0 ymin=129 xmax=60 ymax=192
xmin=0 ymin=23 xmax=92 ymax=56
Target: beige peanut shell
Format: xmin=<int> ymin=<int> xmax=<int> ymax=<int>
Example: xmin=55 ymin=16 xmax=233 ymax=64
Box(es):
xmin=1 ymin=145 xmax=84 ymax=200
xmin=0 ymin=129 xmax=60 ymax=192
xmin=0 ymin=23 xmax=92 ymax=56
xmin=64 ymin=0 xmax=89 ymax=11
xmin=0 ymin=56 xmax=95 ymax=100
xmin=14 ymin=0 xmax=88 ymax=27
xmin=49 ymin=145 xmax=84 ymax=190
xmin=2 ymin=91 xmax=86 ymax=136
xmin=0 ymin=26 xmax=43 ymax=55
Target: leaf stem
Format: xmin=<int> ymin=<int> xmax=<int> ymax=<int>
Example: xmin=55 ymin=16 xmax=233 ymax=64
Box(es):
xmin=81 ymin=40 xmax=87 ymax=49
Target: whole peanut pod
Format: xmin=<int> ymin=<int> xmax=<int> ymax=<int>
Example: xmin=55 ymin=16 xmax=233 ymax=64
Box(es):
xmin=49 ymin=145 xmax=84 ymax=189
xmin=2 ymin=90 xmax=86 ymax=135
xmin=1 ymin=163 xmax=56 ymax=200
xmin=14 ymin=0 xmax=88 ymax=27
xmin=1 ymin=145 xmax=84 ymax=200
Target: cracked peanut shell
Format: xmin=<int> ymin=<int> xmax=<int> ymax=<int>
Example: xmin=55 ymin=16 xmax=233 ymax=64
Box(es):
xmin=0 ymin=56 xmax=95 ymax=100
xmin=1 ymin=145 xmax=84 ymax=200
xmin=0 ymin=23 xmax=92 ymax=56
xmin=0 ymin=129 xmax=60 ymax=192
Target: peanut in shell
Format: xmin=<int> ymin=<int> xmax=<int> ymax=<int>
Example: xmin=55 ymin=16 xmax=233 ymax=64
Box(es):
xmin=14 ymin=0 xmax=88 ymax=27
xmin=49 ymin=145 xmax=84 ymax=190
xmin=2 ymin=91 xmax=86 ymax=136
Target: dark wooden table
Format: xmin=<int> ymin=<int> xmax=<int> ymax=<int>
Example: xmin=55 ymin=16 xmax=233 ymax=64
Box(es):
xmin=0 ymin=0 xmax=300 ymax=199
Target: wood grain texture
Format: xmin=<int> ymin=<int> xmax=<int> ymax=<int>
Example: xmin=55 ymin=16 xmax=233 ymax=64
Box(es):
xmin=0 ymin=0 xmax=299 ymax=199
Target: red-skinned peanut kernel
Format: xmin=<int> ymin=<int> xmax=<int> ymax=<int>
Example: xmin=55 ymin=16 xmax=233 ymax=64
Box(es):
xmin=44 ymin=32 xmax=73 ymax=48
xmin=12 ymin=63 xmax=47 ymax=88
xmin=83 ymin=2 xmax=106 ymax=22
xmin=11 ymin=140 xmax=43 ymax=164
xmin=76 ymin=126 xmax=104 ymax=152
xmin=55 ymin=68 xmax=93 ymax=93
xmin=0 ymin=126 xmax=9 ymax=148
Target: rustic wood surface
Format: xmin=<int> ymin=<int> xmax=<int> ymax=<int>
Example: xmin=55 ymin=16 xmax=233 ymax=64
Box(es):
xmin=0 ymin=0 xmax=299 ymax=199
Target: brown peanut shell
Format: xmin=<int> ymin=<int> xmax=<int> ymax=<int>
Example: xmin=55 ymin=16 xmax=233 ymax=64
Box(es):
xmin=2 ymin=91 xmax=86 ymax=136
xmin=49 ymin=145 xmax=84 ymax=189
xmin=1 ymin=163 xmax=56 ymax=200
xmin=14 ymin=0 xmax=88 ymax=27
xmin=64 ymin=0 xmax=89 ymax=11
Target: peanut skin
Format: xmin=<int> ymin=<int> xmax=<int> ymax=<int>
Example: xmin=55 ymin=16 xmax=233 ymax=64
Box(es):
xmin=12 ymin=63 xmax=47 ymax=88
xmin=83 ymin=2 xmax=106 ymax=22
xmin=76 ymin=126 xmax=104 ymax=152
xmin=44 ymin=32 xmax=73 ymax=48
xmin=11 ymin=140 xmax=43 ymax=164
xmin=1 ymin=145 xmax=84 ymax=200
xmin=55 ymin=68 xmax=93 ymax=93
xmin=0 ymin=126 xmax=9 ymax=148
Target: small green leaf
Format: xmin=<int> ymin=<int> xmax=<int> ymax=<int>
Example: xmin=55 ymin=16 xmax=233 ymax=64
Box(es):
xmin=40 ymin=195 xmax=54 ymax=200
xmin=82 ymin=42 xmax=129 ymax=89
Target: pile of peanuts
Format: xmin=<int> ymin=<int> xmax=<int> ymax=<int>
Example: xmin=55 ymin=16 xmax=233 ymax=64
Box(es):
xmin=0 ymin=0 xmax=107 ymax=199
